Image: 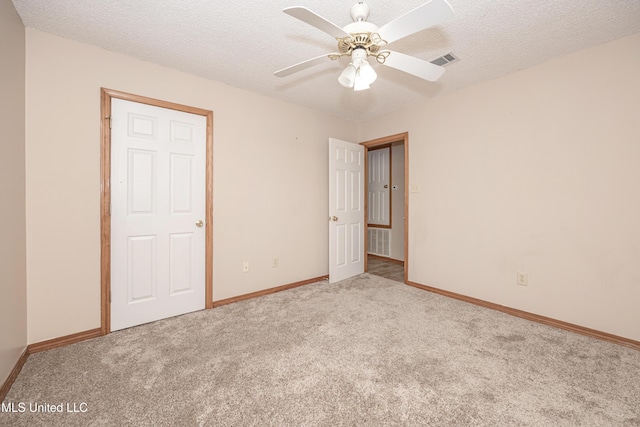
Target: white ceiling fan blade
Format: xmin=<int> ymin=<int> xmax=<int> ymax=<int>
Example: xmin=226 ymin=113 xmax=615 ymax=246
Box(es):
xmin=377 ymin=0 xmax=455 ymax=44
xmin=382 ymin=51 xmax=446 ymax=82
xmin=284 ymin=7 xmax=351 ymax=39
xmin=274 ymin=54 xmax=332 ymax=78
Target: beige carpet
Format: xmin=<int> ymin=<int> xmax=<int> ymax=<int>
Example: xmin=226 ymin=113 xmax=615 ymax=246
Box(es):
xmin=2 ymin=274 xmax=639 ymax=426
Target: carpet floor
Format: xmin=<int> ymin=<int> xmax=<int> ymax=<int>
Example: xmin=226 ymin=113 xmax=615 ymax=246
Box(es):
xmin=2 ymin=274 xmax=639 ymax=426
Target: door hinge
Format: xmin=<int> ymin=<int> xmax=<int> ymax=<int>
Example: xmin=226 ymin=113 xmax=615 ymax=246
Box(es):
xmin=109 ymin=204 xmax=112 ymax=216
xmin=105 ymin=116 xmax=112 ymax=129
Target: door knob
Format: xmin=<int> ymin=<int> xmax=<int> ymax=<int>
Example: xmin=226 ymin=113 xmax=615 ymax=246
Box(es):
xmin=330 ymin=216 xmax=338 ymax=221
xmin=195 ymin=220 xmax=204 ymax=227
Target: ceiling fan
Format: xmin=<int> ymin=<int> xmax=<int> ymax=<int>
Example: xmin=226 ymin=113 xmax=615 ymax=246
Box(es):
xmin=274 ymin=0 xmax=455 ymax=91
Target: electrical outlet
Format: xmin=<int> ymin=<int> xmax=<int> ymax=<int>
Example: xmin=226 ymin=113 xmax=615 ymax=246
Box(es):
xmin=243 ymin=261 xmax=249 ymax=273
xmin=272 ymin=257 xmax=279 ymax=268
xmin=517 ymin=272 xmax=528 ymax=286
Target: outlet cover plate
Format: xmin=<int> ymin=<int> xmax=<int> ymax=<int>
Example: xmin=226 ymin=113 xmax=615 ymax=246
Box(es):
xmin=517 ymin=272 xmax=528 ymax=286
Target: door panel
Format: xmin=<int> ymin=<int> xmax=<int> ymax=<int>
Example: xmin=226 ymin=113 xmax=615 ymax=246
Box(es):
xmin=128 ymin=235 xmax=156 ymax=302
xmin=128 ymin=149 xmax=157 ymax=215
xmin=169 ymin=232 xmax=194 ymax=294
xmin=170 ymin=154 xmax=194 ymax=214
xmin=329 ymin=138 xmax=364 ymax=283
xmin=350 ymin=223 xmax=362 ymax=263
xmin=111 ymin=98 xmax=206 ymax=331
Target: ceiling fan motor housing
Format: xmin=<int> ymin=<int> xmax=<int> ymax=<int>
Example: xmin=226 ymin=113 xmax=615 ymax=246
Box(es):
xmin=339 ymin=21 xmax=384 ymax=65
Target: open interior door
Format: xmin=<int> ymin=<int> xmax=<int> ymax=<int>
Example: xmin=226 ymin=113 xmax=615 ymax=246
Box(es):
xmin=329 ymin=138 xmax=365 ymax=283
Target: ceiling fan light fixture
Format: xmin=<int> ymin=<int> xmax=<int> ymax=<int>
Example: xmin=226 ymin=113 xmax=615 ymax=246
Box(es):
xmin=359 ymin=60 xmax=377 ymax=85
xmin=338 ymin=63 xmax=357 ymax=88
xmin=340 ymin=60 xmax=375 ymax=91
xmin=353 ymin=73 xmax=370 ymax=91
xmin=342 ymin=47 xmax=375 ymax=91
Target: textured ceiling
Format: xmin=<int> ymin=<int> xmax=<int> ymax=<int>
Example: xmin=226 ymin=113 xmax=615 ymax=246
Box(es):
xmin=12 ymin=0 xmax=640 ymax=122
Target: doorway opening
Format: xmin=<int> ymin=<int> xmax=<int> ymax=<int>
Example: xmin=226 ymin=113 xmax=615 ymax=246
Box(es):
xmin=361 ymin=132 xmax=408 ymax=283
xmin=100 ymin=88 xmax=214 ymax=334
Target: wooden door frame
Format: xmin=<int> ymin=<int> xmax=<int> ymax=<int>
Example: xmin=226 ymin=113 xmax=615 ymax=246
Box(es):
xmin=100 ymin=88 xmax=214 ymax=335
xmin=361 ymin=132 xmax=409 ymax=283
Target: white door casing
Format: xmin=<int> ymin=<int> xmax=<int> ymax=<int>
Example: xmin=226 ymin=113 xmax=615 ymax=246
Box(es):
xmin=329 ymin=138 xmax=365 ymax=283
xmin=110 ymin=98 xmax=206 ymax=331
xmin=368 ymin=147 xmax=390 ymax=226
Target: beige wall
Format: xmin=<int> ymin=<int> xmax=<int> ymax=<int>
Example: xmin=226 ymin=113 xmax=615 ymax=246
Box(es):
xmin=25 ymin=29 xmax=357 ymax=343
xmin=0 ymin=1 xmax=27 ymax=384
xmin=360 ymin=32 xmax=640 ymax=341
